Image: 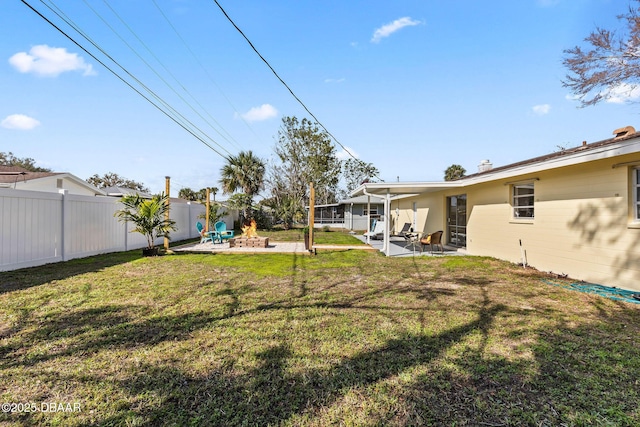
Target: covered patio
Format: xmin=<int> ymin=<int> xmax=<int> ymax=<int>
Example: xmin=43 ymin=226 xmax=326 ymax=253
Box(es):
xmin=351 ymin=181 xmax=464 ymax=257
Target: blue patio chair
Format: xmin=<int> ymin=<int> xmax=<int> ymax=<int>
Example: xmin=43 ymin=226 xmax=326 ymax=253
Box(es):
xmin=214 ymin=221 xmax=234 ymax=243
xmin=196 ymin=221 xmax=216 ymax=244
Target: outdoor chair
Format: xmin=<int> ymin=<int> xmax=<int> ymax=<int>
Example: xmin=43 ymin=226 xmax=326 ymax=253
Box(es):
xmin=397 ymin=222 xmax=413 ymax=238
xmin=196 ymin=221 xmax=216 ymax=244
xmin=363 ymin=219 xmax=385 ymax=240
xmin=402 ymin=230 xmax=423 ymax=254
xmin=214 ymin=221 xmax=235 ymax=243
xmin=420 ymin=230 xmax=444 ymax=254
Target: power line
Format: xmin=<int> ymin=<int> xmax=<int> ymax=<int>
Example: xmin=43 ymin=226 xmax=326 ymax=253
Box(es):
xmin=211 ymin=0 xmax=384 ymax=182
xmin=24 ymin=0 xmax=231 ymax=160
xmin=98 ymin=0 xmax=244 ymax=153
xmin=151 ymin=0 xmax=264 ymax=150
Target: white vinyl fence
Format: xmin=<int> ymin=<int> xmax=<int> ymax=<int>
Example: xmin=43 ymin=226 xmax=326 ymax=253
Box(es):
xmin=0 ymin=188 xmax=211 ymax=271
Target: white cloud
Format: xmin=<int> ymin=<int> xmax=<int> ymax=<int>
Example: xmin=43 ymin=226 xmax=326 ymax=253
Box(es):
xmin=9 ymin=45 xmax=96 ymax=77
xmin=337 ymin=146 xmax=359 ymax=160
xmin=1 ymin=114 xmax=41 ymax=130
xmin=532 ymin=104 xmax=551 ymax=115
xmin=604 ymin=83 xmax=640 ymax=103
xmin=238 ymin=104 xmax=278 ymax=122
xmin=371 ymin=17 xmax=422 ymax=43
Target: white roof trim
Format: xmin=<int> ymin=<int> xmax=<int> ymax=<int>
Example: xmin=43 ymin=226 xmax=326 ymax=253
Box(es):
xmin=352 ymin=136 xmax=640 ymax=197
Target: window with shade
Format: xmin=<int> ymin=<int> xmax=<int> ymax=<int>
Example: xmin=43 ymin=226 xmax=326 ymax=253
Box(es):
xmin=512 ymin=183 xmax=535 ymax=219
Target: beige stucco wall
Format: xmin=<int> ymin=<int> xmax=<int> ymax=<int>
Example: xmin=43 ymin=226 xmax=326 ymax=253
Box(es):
xmin=397 ymin=154 xmax=640 ymax=291
xmin=391 ymin=195 xmax=440 ymax=236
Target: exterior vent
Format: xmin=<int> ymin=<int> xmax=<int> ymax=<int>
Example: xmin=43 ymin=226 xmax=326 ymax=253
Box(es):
xmin=478 ymin=159 xmax=493 ymax=172
xmin=613 ymin=126 xmax=635 ymax=139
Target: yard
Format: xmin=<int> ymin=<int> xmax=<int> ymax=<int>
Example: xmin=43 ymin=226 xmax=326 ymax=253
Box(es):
xmin=0 ymin=230 xmax=639 ymax=426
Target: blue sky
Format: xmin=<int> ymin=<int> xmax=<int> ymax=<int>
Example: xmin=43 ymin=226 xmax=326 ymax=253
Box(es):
xmin=1 ymin=0 xmax=638 ymax=196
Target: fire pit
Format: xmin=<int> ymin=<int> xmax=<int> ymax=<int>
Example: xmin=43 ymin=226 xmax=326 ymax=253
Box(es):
xmin=229 ymin=219 xmax=269 ymax=248
xmin=229 ymin=236 xmax=270 ymax=248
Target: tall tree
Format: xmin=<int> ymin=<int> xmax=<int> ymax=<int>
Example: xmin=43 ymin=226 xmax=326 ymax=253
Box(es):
xmin=0 ymin=151 xmax=51 ymax=172
xmin=178 ymin=188 xmax=198 ymax=201
xmin=343 ymin=158 xmax=380 ymax=193
xmin=87 ymin=172 xmax=149 ymax=192
xmin=219 ymin=150 xmax=266 ymax=219
xmin=563 ymin=1 xmax=640 ymax=106
xmin=270 ymin=116 xmax=341 ymax=209
xmin=444 ymin=164 xmax=466 ymax=181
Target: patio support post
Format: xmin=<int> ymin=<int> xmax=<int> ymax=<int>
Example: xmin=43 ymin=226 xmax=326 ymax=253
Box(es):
xmin=384 ymin=189 xmax=391 ymax=256
xmin=366 ymin=195 xmax=371 ymax=244
xmin=205 ymin=188 xmax=211 ymax=232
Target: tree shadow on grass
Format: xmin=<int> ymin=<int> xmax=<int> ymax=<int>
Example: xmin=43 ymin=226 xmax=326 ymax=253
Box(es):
xmin=94 ymin=302 xmax=506 ymax=426
xmin=0 ymin=250 xmax=143 ymax=295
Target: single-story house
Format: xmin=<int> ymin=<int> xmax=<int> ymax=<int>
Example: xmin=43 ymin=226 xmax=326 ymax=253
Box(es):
xmin=0 ymin=166 xmax=105 ymax=196
xmin=311 ymin=195 xmax=385 ymax=230
xmin=353 ymin=126 xmax=640 ymax=292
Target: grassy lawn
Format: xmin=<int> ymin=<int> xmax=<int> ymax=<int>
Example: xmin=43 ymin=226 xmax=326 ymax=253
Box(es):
xmin=254 ymin=227 xmax=367 ymax=245
xmin=1 ymin=243 xmax=639 ymax=426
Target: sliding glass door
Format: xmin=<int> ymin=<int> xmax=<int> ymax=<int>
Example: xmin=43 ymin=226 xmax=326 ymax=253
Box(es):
xmin=447 ymin=194 xmax=467 ymax=248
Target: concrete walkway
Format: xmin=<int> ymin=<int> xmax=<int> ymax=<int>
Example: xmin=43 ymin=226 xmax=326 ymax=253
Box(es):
xmin=352 ymin=234 xmax=466 ymax=257
xmin=173 ymin=234 xmax=465 ymax=257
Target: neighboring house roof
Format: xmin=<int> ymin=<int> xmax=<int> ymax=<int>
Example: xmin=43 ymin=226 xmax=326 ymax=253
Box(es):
xmin=353 ymin=128 xmax=640 ymax=197
xmin=339 ymin=195 xmax=385 ymax=204
xmin=0 ymin=165 xmax=106 ymax=195
xmin=103 ymin=186 xmax=153 ymax=198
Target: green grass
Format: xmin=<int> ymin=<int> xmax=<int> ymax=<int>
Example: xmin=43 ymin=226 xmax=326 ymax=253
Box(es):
xmin=1 ymin=249 xmax=639 ymax=426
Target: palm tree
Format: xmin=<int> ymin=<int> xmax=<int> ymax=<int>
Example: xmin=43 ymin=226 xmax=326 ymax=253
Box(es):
xmin=444 ymin=164 xmax=466 ymax=181
xmin=220 ymin=151 xmax=266 ymax=219
xmin=114 ymin=193 xmax=177 ymax=253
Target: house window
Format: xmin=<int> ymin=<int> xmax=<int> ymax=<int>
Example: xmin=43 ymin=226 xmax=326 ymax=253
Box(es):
xmin=364 ymin=206 xmax=378 ymax=216
xmin=513 ymin=183 xmax=534 ymax=219
xmin=634 ymin=167 xmax=640 ymax=221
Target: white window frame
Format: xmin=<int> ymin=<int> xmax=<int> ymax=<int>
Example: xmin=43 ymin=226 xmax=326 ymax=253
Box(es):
xmin=512 ymin=182 xmax=535 ymax=220
xmin=364 ymin=206 xmax=378 ymax=216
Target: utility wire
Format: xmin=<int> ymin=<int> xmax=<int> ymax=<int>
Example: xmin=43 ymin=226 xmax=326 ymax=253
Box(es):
xmin=25 ymin=0 xmax=230 ymax=160
xmin=151 ymin=0 xmax=263 ymax=149
xmin=99 ymin=0 xmax=243 ymax=153
xmin=52 ymin=0 xmax=233 ymax=157
xmin=211 ymin=0 xmax=384 ymax=182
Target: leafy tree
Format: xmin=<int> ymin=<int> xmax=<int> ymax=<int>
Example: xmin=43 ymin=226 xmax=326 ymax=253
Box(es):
xmin=87 ymin=172 xmax=149 ymax=192
xmin=0 ymin=151 xmax=51 ymax=172
xmin=220 ymin=151 xmax=266 ymax=219
xmin=444 ymin=164 xmax=466 ymax=181
xmin=211 ymin=187 xmax=219 ymax=202
xmin=178 ymin=188 xmax=198 ymax=201
xmin=269 ymin=116 xmax=341 ymax=217
xmin=343 ymin=158 xmax=380 ymax=193
xmin=178 ymin=187 xmax=209 ymax=202
xmin=563 ymin=1 xmax=640 ymax=106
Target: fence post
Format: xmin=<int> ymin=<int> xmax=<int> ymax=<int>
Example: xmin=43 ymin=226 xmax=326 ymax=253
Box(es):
xmin=58 ymin=189 xmax=69 ymax=261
